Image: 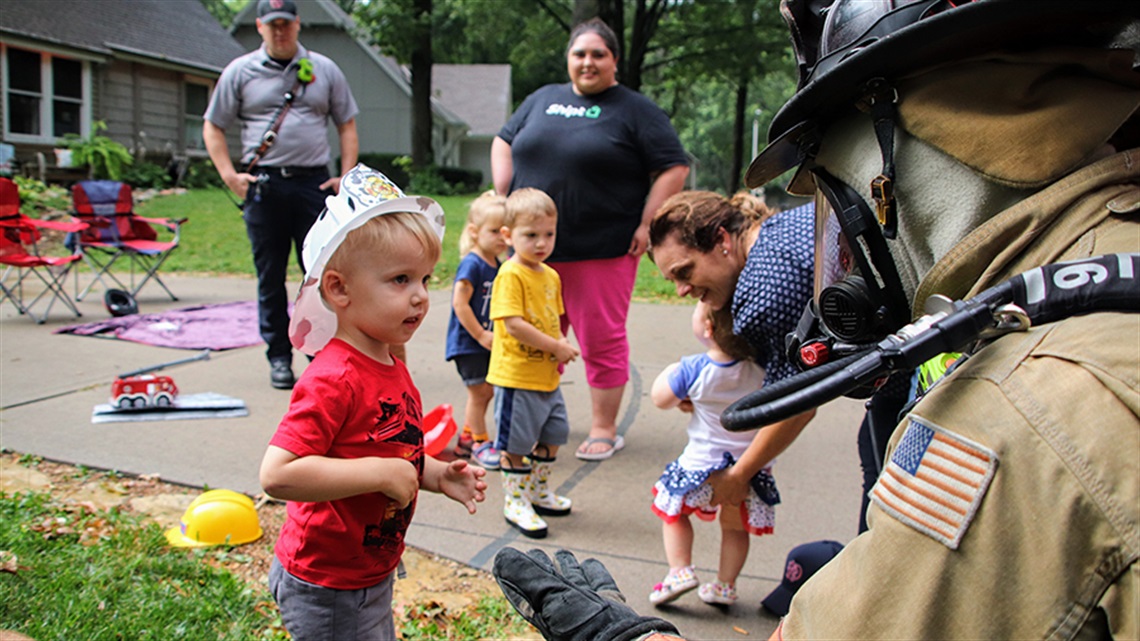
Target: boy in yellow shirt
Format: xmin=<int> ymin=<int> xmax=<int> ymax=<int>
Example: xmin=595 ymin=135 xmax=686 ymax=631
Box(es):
xmin=487 ymin=188 xmax=580 ymax=538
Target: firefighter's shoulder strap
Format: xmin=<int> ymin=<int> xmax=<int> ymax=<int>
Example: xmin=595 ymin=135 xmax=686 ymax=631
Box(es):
xmin=245 ymin=59 xmax=313 ymax=173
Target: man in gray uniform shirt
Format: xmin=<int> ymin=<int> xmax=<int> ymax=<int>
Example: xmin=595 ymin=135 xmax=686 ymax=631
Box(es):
xmin=203 ymin=0 xmax=359 ymax=389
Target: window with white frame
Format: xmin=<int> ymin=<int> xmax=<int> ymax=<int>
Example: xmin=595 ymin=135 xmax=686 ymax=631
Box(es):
xmin=3 ymin=46 xmax=89 ymax=142
xmin=183 ymin=79 xmax=211 ymax=152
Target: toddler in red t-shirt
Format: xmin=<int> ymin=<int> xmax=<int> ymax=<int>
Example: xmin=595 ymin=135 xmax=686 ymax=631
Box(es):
xmin=259 ymin=165 xmax=487 ymax=640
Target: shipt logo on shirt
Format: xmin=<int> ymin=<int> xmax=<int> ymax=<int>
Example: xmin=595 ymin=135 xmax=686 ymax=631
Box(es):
xmin=546 ymin=103 xmax=601 ymax=119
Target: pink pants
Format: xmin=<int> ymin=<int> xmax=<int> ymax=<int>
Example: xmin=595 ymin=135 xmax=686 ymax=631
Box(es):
xmin=551 ymin=254 xmax=638 ymax=389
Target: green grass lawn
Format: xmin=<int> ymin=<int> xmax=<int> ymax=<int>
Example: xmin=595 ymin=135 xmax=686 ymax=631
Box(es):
xmin=0 ymin=484 xmax=532 ymax=640
xmin=0 ymin=489 xmax=284 ymax=640
xmin=135 ymin=188 xmax=681 ymax=302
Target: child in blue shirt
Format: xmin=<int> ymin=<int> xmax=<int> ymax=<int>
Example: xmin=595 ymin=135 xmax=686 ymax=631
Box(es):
xmin=446 ymin=192 xmax=508 ymax=469
xmin=649 ymin=301 xmax=775 ymax=608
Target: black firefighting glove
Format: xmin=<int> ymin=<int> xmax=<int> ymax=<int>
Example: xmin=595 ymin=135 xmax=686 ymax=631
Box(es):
xmin=493 ymin=547 xmax=681 ymax=641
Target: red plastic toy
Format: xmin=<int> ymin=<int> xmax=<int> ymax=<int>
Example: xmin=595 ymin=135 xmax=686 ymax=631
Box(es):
xmin=422 ymin=404 xmax=457 ymax=457
xmin=111 ymin=374 xmax=178 ymax=410
xmin=107 ymin=350 xmax=210 ymax=412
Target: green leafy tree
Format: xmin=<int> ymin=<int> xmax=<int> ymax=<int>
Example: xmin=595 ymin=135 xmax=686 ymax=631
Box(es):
xmin=356 ymin=0 xmax=797 ymax=193
xmin=198 ymin=0 xmax=248 ymax=28
xmin=647 ymin=0 xmax=794 ymax=192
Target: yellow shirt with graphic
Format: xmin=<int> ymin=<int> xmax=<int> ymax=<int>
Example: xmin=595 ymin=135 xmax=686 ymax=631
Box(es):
xmin=486 ymin=260 xmax=564 ymax=392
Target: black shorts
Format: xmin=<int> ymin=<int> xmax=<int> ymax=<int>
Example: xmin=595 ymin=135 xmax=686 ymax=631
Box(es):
xmin=453 ymin=353 xmax=490 ymax=386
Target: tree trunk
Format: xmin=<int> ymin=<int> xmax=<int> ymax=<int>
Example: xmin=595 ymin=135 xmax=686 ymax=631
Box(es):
xmin=731 ymin=80 xmax=747 ymax=194
xmin=411 ymin=0 xmax=433 ymax=169
xmin=572 ymin=0 xmax=601 ymax=25
xmin=627 ymin=0 xmax=667 ymax=93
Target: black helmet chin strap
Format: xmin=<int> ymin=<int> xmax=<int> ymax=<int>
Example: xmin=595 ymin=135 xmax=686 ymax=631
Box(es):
xmin=858 ymin=78 xmax=899 ymax=239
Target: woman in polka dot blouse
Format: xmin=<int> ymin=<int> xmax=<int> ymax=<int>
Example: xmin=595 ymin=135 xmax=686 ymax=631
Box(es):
xmin=648 ymin=191 xmax=817 ymax=516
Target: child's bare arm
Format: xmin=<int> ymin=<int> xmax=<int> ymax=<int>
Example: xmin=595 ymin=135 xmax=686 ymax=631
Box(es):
xmin=502 ymin=316 xmax=579 ymax=363
xmin=452 ymin=279 xmax=493 ymax=350
xmin=421 ymin=457 xmax=488 ymax=514
xmin=651 ymin=362 xmax=683 ymax=409
xmin=707 ymin=408 xmax=816 ymax=507
xmin=260 ymin=445 xmax=419 ymax=507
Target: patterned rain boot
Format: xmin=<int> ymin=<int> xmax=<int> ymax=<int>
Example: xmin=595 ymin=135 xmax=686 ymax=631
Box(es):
xmin=528 ymin=457 xmax=572 ymax=516
xmin=502 ymin=469 xmax=548 ymax=538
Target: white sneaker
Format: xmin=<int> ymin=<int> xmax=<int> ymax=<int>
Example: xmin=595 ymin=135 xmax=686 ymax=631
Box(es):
xmin=649 ymin=566 xmax=699 ymax=605
xmin=698 ymin=580 xmax=738 ymax=605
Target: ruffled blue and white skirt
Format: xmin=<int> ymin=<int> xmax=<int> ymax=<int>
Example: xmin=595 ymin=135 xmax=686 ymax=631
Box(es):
xmin=651 ymin=452 xmax=779 ymax=536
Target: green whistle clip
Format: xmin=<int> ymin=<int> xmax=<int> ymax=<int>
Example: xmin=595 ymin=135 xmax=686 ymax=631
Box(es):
xmin=297 ymin=58 xmax=314 ymax=84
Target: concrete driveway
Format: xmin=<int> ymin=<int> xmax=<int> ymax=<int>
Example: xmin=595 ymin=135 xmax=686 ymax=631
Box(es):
xmin=0 ymin=273 xmax=865 ymax=640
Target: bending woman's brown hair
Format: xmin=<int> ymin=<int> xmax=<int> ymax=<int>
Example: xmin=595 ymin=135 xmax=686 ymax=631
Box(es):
xmin=649 ymin=190 xmax=774 ymax=254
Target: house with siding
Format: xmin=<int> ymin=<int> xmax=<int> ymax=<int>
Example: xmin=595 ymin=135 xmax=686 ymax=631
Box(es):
xmin=432 ymin=64 xmax=511 ymax=186
xmin=1 ymin=0 xmax=509 ymax=185
xmin=0 ymin=0 xmax=246 ymax=175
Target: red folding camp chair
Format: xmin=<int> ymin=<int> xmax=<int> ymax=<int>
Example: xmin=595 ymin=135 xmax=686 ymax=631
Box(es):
xmin=0 ymin=177 xmax=88 ymax=323
xmin=70 ymin=180 xmax=186 ymax=302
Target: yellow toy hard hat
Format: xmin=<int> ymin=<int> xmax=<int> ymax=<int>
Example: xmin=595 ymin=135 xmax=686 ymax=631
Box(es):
xmin=165 ymin=489 xmax=263 ymax=548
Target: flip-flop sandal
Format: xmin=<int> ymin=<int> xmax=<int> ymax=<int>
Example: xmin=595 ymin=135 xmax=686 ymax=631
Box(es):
xmin=575 ymin=435 xmax=625 ymax=461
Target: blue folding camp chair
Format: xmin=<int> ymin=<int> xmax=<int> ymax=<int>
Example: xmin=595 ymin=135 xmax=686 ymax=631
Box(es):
xmin=70 ymin=180 xmax=186 ymax=301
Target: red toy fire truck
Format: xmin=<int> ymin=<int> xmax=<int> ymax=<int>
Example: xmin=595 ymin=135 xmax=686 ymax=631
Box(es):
xmin=108 ymin=350 xmax=210 ymax=411
xmin=111 ymin=374 xmax=179 ymax=409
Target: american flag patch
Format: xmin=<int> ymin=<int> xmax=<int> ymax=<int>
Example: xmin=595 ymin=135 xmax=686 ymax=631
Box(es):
xmin=871 ymin=416 xmax=997 ymax=549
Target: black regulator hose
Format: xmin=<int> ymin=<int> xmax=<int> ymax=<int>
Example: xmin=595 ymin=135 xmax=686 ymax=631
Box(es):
xmin=722 ymin=253 xmax=1140 ymax=432
xmin=721 ymin=351 xmax=872 ymax=431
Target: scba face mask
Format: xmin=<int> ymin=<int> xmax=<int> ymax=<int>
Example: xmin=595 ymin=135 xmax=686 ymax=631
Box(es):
xmin=785 ymin=166 xmax=912 ymax=379
xmin=811 ymin=169 xmax=910 ymax=344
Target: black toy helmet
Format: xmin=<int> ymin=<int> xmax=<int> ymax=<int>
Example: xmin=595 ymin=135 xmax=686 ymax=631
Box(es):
xmin=749 ymin=0 xmax=1138 ymax=354
xmin=746 ymin=0 xmax=1139 ymax=192
xmin=104 ymin=289 xmax=138 ymax=317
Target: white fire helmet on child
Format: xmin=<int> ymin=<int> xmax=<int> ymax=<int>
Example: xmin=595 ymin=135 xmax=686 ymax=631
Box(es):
xmin=288 ymin=164 xmax=445 ymax=356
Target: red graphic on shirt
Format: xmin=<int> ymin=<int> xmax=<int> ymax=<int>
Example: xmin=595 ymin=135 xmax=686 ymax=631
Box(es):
xmin=361 ymin=391 xmax=427 ymax=552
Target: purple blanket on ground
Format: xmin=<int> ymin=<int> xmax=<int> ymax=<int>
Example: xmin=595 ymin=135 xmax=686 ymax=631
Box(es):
xmin=55 ymin=301 xmax=264 ymax=351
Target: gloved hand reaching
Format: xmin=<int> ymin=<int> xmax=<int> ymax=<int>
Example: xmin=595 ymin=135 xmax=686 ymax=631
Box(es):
xmin=493 ymin=547 xmax=682 ymax=641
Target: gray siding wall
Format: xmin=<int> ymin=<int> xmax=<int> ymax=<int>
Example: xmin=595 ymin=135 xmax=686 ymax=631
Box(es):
xmin=459 ymin=138 xmax=491 ymax=189
xmin=102 ymin=60 xmax=229 ymax=161
xmin=104 ymin=62 xmax=175 ymax=157
xmin=102 ymin=61 xmax=135 ymax=144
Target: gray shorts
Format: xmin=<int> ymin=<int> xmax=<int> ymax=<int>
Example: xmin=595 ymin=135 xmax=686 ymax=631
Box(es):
xmin=493 ymin=386 xmax=570 ymax=455
xmin=269 ymin=557 xmax=395 ymax=641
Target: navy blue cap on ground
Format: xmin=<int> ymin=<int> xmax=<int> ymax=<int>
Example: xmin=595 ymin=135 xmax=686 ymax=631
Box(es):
xmin=761 ymin=539 xmax=844 ymax=616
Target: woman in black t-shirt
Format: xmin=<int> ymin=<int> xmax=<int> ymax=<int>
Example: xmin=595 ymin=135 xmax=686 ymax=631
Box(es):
xmin=491 ymin=18 xmax=689 ymax=462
